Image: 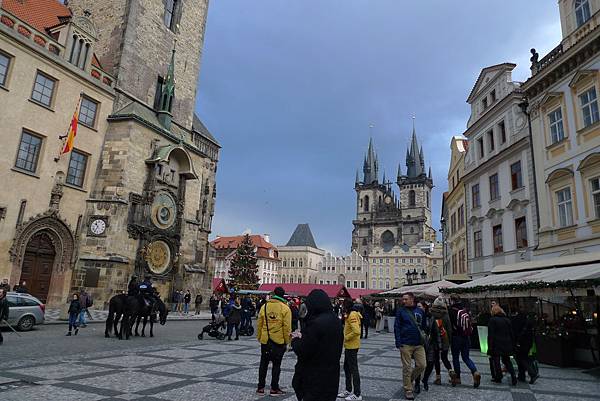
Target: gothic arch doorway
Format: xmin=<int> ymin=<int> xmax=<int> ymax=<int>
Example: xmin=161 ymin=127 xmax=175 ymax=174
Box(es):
xmin=19 ymin=232 xmax=56 ymax=303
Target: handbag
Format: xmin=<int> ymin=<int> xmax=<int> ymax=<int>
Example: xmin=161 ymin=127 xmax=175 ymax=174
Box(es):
xmin=402 ymin=307 xmax=428 ymax=346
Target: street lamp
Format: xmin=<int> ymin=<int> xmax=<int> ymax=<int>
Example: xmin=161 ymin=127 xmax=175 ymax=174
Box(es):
xmin=420 ymin=269 xmax=427 ymax=281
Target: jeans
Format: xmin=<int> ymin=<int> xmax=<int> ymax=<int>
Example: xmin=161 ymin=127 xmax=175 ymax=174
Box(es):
xmin=361 ymin=318 xmax=369 ymax=338
xmin=172 ymin=302 xmax=178 ymax=312
xmin=78 ymin=309 xmax=87 ymax=325
xmin=183 ymin=302 xmax=189 ymax=314
xmin=226 ymin=322 xmax=239 ymax=339
xmin=68 ymin=312 xmax=79 ymax=332
xmin=451 ymin=336 xmax=477 ymax=376
xmin=400 ymin=345 xmax=426 ymax=392
xmin=344 ymin=348 xmax=361 ymax=396
xmin=241 ymin=312 xmax=251 ymax=330
xmin=258 ymin=342 xmax=286 ymax=389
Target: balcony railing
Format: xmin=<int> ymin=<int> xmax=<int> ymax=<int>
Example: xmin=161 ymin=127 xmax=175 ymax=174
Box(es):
xmin=531 ymin=43 xmax=563 ymax=76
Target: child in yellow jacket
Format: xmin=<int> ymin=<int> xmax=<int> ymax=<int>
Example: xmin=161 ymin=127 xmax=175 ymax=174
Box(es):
xmin=338 ymin=299 xmax=363 ymax=401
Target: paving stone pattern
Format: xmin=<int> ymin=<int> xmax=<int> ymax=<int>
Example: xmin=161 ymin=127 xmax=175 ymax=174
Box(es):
xmin=0 ymin=333 xmax=598 ymax=401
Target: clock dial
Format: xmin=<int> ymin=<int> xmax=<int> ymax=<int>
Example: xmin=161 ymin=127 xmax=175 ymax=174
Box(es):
xmin=145 ymin=240 xmax=171 ymax=274
xmin=384 ymin=196 xmax=392 ymax=205
xmin=90 ymin=219 xmax=106 ymax=235
xmin=151 ymin=192 xmax=177 ymax=229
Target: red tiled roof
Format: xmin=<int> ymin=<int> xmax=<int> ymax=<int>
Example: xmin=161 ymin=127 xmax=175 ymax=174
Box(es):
xmin=211 ymin=234 xmax=276 ymax=250
xmin=1 ymin=0 xmax=71 ymax=33
xmin=258 ymin=283 xmax=351 ymax=299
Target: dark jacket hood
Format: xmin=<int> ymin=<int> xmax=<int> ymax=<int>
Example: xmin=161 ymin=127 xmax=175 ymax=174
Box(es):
xmin=305 ymin=289 xmax=332 ymax=316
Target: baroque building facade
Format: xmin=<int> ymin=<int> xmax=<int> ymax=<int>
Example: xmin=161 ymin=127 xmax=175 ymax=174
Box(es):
xmin=317 ymin=251 xmax=368 ymax=289
xmin=0 ymin=0 xmax=220 ymax=307
xmin=523 ymin=0 xmax=600 ymax=259
xmin=441 ymin=136 xmax=469 ymax=279
xmin=462 ymin=63 xmax=538 ymax=278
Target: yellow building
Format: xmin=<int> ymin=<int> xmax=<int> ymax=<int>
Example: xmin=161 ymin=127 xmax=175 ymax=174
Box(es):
xmin=523 ymin=0 xmax=600 ymax=259
xmin=441 ymin=136 xmax=468 ymax=279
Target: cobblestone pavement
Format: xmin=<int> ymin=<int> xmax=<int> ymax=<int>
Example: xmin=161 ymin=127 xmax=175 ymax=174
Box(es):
xmin=0 ymin=332 xmax=598 ymax=401
xmin=44 ymin=308 xmax=213 ymax=323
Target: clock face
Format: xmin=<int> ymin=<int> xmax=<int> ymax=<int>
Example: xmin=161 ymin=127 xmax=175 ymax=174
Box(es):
xmin=90 ymin=219 xmax=106 ymax=235
xmin=384 ymin=196 xmax=392 ymax=205
xmin=145 ymin=240 xmax=171 ymax=274
xmin=151 ymin=192 xmax=177 ymax=229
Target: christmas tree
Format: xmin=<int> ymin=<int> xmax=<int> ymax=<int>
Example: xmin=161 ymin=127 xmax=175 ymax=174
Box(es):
xmin=227 ymin=234 xmax=260 ymax=290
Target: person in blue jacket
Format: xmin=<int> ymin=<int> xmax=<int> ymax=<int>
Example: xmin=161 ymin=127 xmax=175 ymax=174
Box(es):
xmin=394 ymin=292 xmax=427 ymax=400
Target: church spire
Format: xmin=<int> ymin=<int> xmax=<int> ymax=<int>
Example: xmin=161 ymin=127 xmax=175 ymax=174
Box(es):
xmin=397 ymin=162 xmax=402 ymax=180
xmin=406 ymin=118 xmax=424 ymax=178
xmin=362 ymin=136 xmax=379 ymax=185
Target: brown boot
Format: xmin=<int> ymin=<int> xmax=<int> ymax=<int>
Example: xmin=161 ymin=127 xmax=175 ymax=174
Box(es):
xmin=434 ymin=374 xmax=441 ymax=385
xmin=473 ymin=371 xmax=481 ymax=388
xmin=451 ymin=375 xmax=461 ymax=387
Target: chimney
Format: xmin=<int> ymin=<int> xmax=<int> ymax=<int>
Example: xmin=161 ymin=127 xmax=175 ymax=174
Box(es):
xmin=263 ymin=233 xmax=270 ymax=243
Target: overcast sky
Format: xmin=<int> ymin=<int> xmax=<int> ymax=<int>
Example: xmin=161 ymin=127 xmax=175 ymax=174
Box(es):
xmin=195 ymin=1 xmax=562 ymax=255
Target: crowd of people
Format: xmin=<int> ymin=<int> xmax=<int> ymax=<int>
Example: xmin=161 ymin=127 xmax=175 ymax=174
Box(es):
xmin=248 ymin=288 xmax=540 ymax=401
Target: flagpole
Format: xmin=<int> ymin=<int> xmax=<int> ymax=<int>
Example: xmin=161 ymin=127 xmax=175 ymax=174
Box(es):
xmin=54 ymin=93 xmax=83 ymax=162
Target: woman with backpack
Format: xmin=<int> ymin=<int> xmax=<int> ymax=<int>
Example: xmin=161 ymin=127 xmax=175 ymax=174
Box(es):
xmin=449 ymin=296 xmax=481 ymax=388
xmin=422 ymin=297 xmax=456 ymax=388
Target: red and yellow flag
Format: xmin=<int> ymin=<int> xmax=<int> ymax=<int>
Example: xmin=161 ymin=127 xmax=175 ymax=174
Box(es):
xmin=61 ymin=97 xmax=81 ymax=155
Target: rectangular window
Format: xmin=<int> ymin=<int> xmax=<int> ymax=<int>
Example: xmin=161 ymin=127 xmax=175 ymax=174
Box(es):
xmin=458 ymin=204 xmax=465 ymax=228
xmin=0 ymin=52 xmax=10 ymax=86
xmin=31 ymin=71 xmax=56 ymax=107
xmin=515 ymin=217 xmax=528 ymax=249
xmin=459 ymin=249 xmax=466 ymax=273
xmin=79 ymin=96 xmax=98 ymax=127
xmin=548 ymin=108 xmax=565 ymax=144
xmin=498 ymin=120 xmax=506 ymax=144
xmin=576 ymin=0 xmax=591 ymax=27
xmin=478 ymin=137 xmax=484 ymax=158
xmin=474 ymin=231 xmax=482 ymax=258
xmin=472 ymin=184 xmax=481 ymax=207
xmin=15 ymin=131 xmax=42 ymax=173
xmin=361 ymin=281 xmax=365 ymax=289
xmin=346 ymin=281 xmax=351 ymax=288
xmin=488 ymin=129 xmax=495 ymax=151
xmin=489 ymin=173 xmax=499 ymax=201
xmin=482 ymin=98 xmax=488 ymax=110
xmin=353 ymin=280 xmax=358 ymax=288
xmin=164 ymin=0 xmax=178 ymax=30
xmin=580 ymin=87 xmax=600 ymax=127
xmin=451 ymin=212 xmax=456 ymax=235
xmin=493 ymin=224 xmax=503 ymax=254
xmin=490 ymin=89 xmax=496 ymax=103
xmin=511 ymin=161 xmax=523 ymax=190
xmin=592 ymin=177 xmax=600 ymax=219
xmin=66 ymin=150 xmax=88 ymax=187
xmin=557 ymin=188 xmax=574 ymax=227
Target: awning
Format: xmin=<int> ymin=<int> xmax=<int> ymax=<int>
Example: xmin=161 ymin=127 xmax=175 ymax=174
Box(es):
xmin=258 ymin=283 xmax=351 ymax=298
xmin=377 ymin=280 xmax=459 ymax=298
xmin=444 ymin=263 xmax=600 ymax=298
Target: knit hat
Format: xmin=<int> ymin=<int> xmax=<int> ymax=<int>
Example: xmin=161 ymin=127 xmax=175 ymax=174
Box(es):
xmin=431 ymin=296 xmax=448 ymax=318
xmin=273 ymin=287 xmax=285 ymax=298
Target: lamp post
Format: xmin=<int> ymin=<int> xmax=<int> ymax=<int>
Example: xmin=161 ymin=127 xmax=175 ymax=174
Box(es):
xmin=420 ymin=269 xmax=427 ymax=282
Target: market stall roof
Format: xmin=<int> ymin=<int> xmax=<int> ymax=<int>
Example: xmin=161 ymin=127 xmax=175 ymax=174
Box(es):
xmin=258 ymin=283 xmax=351 ymax=298
xmin=445 ymin=262 xmax=600 ymax=298
xmin=347 ymin=289 xmax=382 ymax=299
xmin=377 ymin=280 xmax=459 ymax=298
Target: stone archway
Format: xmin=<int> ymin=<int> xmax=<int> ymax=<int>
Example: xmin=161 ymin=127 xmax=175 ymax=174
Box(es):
xmin=9 ymin=212 xmax=76 ymax=306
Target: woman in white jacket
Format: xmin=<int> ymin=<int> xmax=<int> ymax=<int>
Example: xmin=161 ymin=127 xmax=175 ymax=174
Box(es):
xmin=374 ymin=302 xmax=384 ymax=333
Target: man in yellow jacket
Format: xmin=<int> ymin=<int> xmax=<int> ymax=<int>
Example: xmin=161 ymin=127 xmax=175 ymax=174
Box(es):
xmin=338 ymin=299 xmax=363 ymax=401
xmin=256 ymin=287 xmax=291 ymax=396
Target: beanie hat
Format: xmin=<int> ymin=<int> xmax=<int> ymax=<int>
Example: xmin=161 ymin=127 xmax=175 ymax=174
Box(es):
xmin=431 ymin=297 xmax=448 ymax=318
xmin=433 ymin=296 xmax=447 ymax=308
xmin=274 ymin=287 xmax=285 ymax=298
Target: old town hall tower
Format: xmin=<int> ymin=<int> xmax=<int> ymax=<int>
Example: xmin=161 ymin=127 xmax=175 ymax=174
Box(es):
xmin=352 ymin=126 xmax=436 ymax=257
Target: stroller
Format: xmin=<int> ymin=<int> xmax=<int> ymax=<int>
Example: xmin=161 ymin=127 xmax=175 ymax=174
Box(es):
xmin=198 ymin=313 xmax=226 ymax=340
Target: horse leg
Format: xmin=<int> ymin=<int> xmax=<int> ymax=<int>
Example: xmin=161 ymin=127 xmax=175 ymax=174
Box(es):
xmin=105 ymin=311 xmax=113 ymax=338
xmin=149 ymin=319 xmax=154 ymax=338
xmin=135 ymin=315 xmax=141 ymax=336
xmin=114 ymin=313 xmax=121 ymax=336
xmin=141 ymin=315 xmax=147 ymax=337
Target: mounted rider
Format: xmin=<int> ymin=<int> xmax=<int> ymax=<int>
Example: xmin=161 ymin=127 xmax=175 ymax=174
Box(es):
xmin=138 ymin=275 xmax=156 ymax=309
xmin=127 ymin=275 xmax=139 ymax=296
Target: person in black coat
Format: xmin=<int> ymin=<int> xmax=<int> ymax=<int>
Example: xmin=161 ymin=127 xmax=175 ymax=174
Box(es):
xmin=291 ymin=289 xmax=343 ymax=401
xmin=0 ymin=288 xmax=10 ymax=345
xmin=66 ymin=293 xmax=81 ymax=336
xmin=510 ymin=309 xmax=539 ymax=384
xmin=488 ymin=305 xmax=517 ymax=385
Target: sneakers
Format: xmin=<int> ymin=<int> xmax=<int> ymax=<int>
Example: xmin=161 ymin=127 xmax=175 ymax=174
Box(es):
xmin=405 ymin=390 xmax=415 ymax=400
xmin=269 ymin=388 xmax=285 ymax=397
xmin=65 ymin=332 xmax=72 ymax=336
xmin=473 ymin=371 xmax=481 ymax=388
xmin=74 ymin=328 xmax=79 ymax=335
xmin=256 ymin=388 xmax=265 ymax=394
xmin=337 ymin=390 xmax=352 ymax=398
xmin=345 ymin=394 xmax=362 ymax=401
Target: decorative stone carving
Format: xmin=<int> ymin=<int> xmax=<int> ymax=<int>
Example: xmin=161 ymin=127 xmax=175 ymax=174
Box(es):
xmin=73 ymin=16 xmax=97 ymax=39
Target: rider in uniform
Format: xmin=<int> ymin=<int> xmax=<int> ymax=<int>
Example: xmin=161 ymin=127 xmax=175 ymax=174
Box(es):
xmin=127 ymin=275 xmax=139 ymax=296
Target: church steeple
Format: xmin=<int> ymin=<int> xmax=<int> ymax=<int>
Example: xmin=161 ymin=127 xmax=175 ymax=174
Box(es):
xmin=406 ymin=121 xmax=425 ymax=178
xmin=362 ymin=138 xmax=379 ymax=184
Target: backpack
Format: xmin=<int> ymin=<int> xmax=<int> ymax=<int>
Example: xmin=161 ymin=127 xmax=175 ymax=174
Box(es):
xmin=86 ymin=296 xmax=93 ymax=308
xmin=457 ymin=309 xmax=473 ymax=337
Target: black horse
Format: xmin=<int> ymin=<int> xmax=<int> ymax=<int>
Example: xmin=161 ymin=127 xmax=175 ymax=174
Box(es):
xmin=134 ymin=297 xmax=168 ymax=337
xmin=105 ymin=294 xmax=141 ymax=340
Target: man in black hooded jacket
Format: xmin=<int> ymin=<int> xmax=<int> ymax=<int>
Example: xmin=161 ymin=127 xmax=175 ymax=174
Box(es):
xmin=291 ymin=289 xmax=343 ymax=401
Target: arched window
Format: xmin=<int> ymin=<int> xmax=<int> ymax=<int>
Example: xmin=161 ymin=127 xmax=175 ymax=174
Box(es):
xmin=299 ymin=259 xmax=303 ymax=267
xmin=291 ymin=259 xmax=295 ymax=267
xmin=575 ymin=0 xmax=591 ymax=27
xmin=298 ymin=276 xmax=302 ymax=283
xmin=409 ymin=190 xmax=416 ymax=206
xmin=364 ymin=196 xmax=369 ymax=212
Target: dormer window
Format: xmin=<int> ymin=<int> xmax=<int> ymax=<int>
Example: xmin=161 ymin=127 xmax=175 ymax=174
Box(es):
xmin=575 ymin=0 xmax=591 ymax=28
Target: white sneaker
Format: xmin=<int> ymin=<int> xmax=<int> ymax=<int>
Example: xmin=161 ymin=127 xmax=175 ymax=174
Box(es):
xmin=337 ymin=390 xmax=352 ymax=398
xmin=345 ymin=395 xmax=362 ymax=401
